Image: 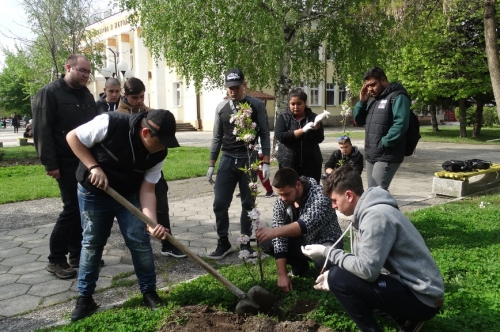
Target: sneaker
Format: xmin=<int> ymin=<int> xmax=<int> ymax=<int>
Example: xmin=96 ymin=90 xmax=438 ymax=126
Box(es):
xmin=264 ymin=191 xmax=275 ymax=198
xmin=143 ymin=290 xmax=165 ymax=310
xmin=208 ymin=239 xmax=232 ymax=260
xmin=69 ymin=258 xmax=105 ymax=268
xmin=399 ymin=321 xmax=426 ymax=332
xmin=46 ymin=261 xmax=77 ymax=279
xmin=71 ymin=296 xmax=98 ymax=321
xmin=161 ymin=245 xmax=187 ymax=258
xmin=239 ymin=243 xmax=257 ymax=258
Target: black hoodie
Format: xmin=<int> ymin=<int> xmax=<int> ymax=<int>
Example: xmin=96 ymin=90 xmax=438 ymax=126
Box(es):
xmin=96 ymin=92 xmax=120 ymax=114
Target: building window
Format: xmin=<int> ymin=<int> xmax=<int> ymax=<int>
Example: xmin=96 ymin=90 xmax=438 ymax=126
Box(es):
xmin=309 ymin=83 xmax=320 ymax=106
xmin=326 ymin=83 xmax=335 ymax=106
xmin=173 ymin=82 xmax=181 ymax=107
xmin=338 ymin=85 xmax=348 ymax=104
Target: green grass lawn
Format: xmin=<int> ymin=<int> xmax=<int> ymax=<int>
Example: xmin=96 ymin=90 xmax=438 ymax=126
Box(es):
xmin=326 ymin=125 xmax=500 ymax=144
xmin=40 ymin=192 xmax=500 ymax=332
xmin=0 ymin=146 xmax=215 ymax=204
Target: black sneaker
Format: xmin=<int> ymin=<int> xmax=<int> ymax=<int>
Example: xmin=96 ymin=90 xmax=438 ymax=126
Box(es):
xmin=69 ymin=258 xmax=105 ymax=268
xmin=239 ymin=243 xmax=257 ymax=258
xmin=143 ymin=290 xmax=165 ymax=310
xmin=208 ymin=239 xmax=232 ymax=260
xmin=71 ymin=296 xmax=98 ymax=321
xmin=161 ymin=245 xmax=187 ymax=258
xmin=46 ymin=261 xmax=77 ymax=279
xmin=264 ymin=191 xmax=275 ymax=198
xmin=399 ymin=321 xmax=426 ymax=332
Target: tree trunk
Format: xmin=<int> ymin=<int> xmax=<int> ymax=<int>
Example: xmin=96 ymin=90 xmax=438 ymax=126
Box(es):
xmin=459 ymin=98 xmax=467 ymax=138
xmin=473 ymin=101 xmax=484 ymax=137
xmin=484 ymin=0 xmax=500 ymax=123
xmin=430 ymin=104 xmax=439 ymax=132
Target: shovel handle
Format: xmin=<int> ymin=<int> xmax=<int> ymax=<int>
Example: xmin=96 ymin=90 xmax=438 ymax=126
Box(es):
xmin=104 ymin=186 xmax=246 ymax=299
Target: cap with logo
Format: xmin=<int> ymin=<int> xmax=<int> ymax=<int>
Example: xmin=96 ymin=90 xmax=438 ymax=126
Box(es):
xmin=225 ymin=68 xmax=245 ymax=88
xmin=145 ymin=109 xmax=180 ymax=148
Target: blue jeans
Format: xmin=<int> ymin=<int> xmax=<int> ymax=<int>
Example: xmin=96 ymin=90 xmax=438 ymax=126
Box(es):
xmin=213 ymin=154 xmax=255 ymax=238
xmin=76 ymin=184 xmax=156 ymax=297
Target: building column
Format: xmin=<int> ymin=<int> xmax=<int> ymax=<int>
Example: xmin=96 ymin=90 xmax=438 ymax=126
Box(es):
xmin=133 ymin=28 xmax=150 ymax=106
xmin=151 ymin=58 xmax=167 ymax=109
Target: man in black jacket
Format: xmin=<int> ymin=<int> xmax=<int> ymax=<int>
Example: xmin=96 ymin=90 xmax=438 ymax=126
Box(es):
xmin=353 ymin=67 xmax=410 ymax=190
xmin=33 ymin=54 xmax=99 ymax=279
xmin=96 ymin=77 xmax=121 ymax=114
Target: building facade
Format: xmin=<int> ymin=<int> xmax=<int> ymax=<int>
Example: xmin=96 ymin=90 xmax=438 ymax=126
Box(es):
xmin=87 ymin=11 xmax=350 ymax=131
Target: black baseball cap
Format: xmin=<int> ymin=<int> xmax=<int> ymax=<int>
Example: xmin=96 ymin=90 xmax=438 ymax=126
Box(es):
xmin=225 ymin=68 xmax=245 ymax=87
xmin=145 ymin=109 xmax=180 ymax=148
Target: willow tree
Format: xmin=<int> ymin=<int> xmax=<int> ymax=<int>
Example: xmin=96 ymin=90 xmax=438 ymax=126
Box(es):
xmin=121 ymin=0 xmax=387 ymax=113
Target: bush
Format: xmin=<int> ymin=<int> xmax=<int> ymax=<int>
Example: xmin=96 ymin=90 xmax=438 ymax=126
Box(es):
xmin=483 ymin=106 xmax=499 ymax=127
xmin=454 ymin=106 xmax=475 ymax=126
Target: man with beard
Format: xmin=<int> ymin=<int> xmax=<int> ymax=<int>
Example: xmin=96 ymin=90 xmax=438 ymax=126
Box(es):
xmin=353 ymin=67 xmax=411 ymax=190
xmin=33 ymin=54 xmax=99 ymax=279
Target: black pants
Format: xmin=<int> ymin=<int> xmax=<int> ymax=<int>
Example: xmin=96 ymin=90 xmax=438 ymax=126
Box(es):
xmin=49 ymin=160 xmax=82 ymax=263
xmin=327 ymin=266 xmax=440 ymax=332
xmin=155 ymin=174 xmax=175 ymax=249
xmin=260 ymin=237 xmax=333 ymax=272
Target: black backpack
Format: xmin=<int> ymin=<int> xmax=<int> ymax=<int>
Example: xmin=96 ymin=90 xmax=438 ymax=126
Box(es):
xmin=405 ymin=110 xmax=421 ymax=156
xmin=442 ymin=159 xmax=491 ymax=172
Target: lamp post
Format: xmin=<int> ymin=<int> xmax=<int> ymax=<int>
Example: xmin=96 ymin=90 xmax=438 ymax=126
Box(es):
xmin=99 ymin=48 xmax=132 ymax=83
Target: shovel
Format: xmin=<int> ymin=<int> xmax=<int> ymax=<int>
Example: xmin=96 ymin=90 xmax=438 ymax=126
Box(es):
xmin=104 ymin=186 xmax=276 ymax=315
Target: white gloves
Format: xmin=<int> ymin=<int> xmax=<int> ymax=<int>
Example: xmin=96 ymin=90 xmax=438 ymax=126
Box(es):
xmin=301 ymin=244 xmax=326 ymax=260
xmin=314 ymin=110 xmax=330 ymax=126
xmin=262 ymin=163 xmax=270 ymax=182
xmin=313 ymin=269 xmax=330 ymax=291
xmin=302 ymin=122 xmax=314 ymax=133
xmin=206 ymin=166 xmax=215 ymax=185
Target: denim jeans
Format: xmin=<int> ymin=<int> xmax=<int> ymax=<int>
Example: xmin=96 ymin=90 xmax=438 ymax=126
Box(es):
xmin=77 ymin=184 xmax=156 ymax=297
xmin=49 ymin=160 xmax=82 ymax=263
xmin=213 ymin=154 xmax=256 ymax=238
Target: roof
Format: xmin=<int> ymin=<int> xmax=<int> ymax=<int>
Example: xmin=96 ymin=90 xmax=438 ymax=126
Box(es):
xmin=224 ymin=89 xmax=275 ymax=101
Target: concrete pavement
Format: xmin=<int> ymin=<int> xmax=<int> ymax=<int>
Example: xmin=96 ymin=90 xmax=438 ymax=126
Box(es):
xmin=0 ymin=127 xmax=499 ymax=331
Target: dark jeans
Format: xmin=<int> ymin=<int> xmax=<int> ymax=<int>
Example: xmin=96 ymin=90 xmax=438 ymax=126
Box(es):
xmin=260 ymin=237 xmax=333 ymax=272
xmin=327 ymin=266 xmax=440 ymax=332
xmin=213 ymin=155 xmax=256 ymax=238
xmin=48 ymin=160 xmax=83 ymax=263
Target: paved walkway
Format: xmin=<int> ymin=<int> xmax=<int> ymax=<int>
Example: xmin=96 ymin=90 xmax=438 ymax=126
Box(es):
xmin=0 ymin=127 xmax=499 ymax=331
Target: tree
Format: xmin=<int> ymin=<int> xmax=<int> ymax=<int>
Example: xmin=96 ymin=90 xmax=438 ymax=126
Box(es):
xmin=484 ymin=0 xmax=500 ymax=123
xmin=21 ymin=0 xmax=105 ymax=80
xmin=120 ymin=0 xmax=393 ymax=114
xmin=0 ymin=49 xmax=33 ymax=116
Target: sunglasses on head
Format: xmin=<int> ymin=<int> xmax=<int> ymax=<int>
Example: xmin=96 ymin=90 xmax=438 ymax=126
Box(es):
xmin=338 ymin=135 xmax=349 ymax=141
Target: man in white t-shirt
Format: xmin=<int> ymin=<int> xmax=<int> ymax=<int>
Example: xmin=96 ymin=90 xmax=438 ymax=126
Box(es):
xmin=66 ymin=109 xmax=179 ymax=322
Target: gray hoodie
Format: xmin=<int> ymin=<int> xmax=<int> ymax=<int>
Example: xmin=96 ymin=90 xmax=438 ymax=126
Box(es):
xmin=324 ymin=187 xmax=444 ymax=308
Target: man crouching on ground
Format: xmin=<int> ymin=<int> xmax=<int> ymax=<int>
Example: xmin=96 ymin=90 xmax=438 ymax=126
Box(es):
xmin=256 ymin=167 xmax=343 ymax=293
xmin=302 ymin=164 xmax=444 ymax=332
xmin=66 ymin=110 xmax=179 ymax=321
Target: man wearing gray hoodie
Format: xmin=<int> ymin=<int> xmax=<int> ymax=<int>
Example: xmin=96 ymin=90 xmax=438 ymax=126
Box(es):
xmin=302 ymin=165 xmax=444 ymax=332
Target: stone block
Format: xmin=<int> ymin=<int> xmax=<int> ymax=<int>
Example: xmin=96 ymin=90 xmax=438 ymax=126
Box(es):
xmin=432 ymin=171 xmax=500 ymax=197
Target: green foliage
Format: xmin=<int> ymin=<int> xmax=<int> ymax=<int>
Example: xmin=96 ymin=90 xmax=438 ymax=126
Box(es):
xmin=454 ymin=106 xmax=476 ymax=126
xmin=0 ymin=49 xmax=33 ymax=115
xmin=0 ymin=146 xmax=215 ymax=203
xmin=483 ymin=106 xmax=500 ymax=127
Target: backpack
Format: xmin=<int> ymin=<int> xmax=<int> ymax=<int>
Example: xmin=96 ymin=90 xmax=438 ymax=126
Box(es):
xmin=405 ymin=110 xmax=421 ymax=156
xmin=442 ymin=159 xmax=491 ymax=172
xmin=390 ymin=92 xmax=421 ymax=156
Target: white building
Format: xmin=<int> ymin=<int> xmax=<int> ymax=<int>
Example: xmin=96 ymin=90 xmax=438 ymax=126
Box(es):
xmin=87 ymin=11 xmax=351 ymax=131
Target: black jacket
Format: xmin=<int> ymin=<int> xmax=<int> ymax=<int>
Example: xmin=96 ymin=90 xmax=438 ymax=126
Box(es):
xmin=96 ymin=92 xmax=120 ymax=114
xmin=32 ymin=77 xmax=98 ymax=171
xmin=76 ymin=112 xmax=167 ymax=196
xmin=274 ymin=108 xmax=324 ymax=169
xmin=324 ymin=146 xmax=364 ymax=175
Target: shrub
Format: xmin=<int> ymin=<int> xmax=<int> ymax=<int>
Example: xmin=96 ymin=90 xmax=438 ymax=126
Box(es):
xmin=483 ymin=106 xmax=499 ymax=127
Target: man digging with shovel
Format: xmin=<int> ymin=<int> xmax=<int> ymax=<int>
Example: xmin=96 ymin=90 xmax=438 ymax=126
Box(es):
xmin=66 ymin=109 xmax=179 ymax=321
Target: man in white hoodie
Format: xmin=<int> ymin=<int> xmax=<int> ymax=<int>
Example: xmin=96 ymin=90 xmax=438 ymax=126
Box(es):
xmin=302 ymin=164 xmax=444 ymax=332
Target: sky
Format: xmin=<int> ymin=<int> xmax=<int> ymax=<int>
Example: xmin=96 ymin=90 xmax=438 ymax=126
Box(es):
xmin=0 ymin=0 xmax=115 ymax=68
